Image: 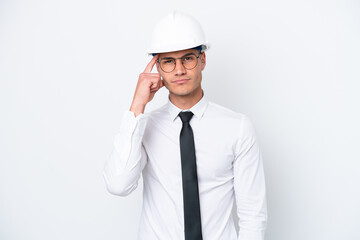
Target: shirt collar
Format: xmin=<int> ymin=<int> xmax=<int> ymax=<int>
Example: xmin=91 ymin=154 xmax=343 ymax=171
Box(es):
xmin=166 ymin=91 xmax=209 ymax=122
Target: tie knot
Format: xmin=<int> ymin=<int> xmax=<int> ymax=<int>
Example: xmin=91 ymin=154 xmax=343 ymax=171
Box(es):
xmin=178 ymin=111 xmax=194 ymax=123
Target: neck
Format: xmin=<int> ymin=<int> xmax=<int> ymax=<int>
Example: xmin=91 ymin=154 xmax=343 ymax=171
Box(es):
xmin=169 ymin=88 xmax=204 ymax=110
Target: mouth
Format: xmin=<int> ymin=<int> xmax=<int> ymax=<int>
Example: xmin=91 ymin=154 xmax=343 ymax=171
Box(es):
xmin=173 ymin=79 xmax=190 ymax=84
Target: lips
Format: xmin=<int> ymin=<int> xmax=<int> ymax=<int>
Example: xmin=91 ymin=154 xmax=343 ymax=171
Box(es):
xmin=173 ymin=79 xmax=189 ymax=84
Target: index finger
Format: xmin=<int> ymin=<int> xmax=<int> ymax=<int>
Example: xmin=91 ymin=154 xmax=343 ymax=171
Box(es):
xmin=143 ymin=54 xmax=159 ymax=73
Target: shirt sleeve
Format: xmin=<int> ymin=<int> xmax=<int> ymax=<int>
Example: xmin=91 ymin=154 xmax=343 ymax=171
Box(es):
xmin=102 ymin=110 xmax=149 ymax=196
xmin=233 ymin=115 xmax=268 ymax=240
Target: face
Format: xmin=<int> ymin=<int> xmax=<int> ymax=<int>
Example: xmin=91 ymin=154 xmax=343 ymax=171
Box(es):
xmin=156 ymin=48 xmax=206 ymax=98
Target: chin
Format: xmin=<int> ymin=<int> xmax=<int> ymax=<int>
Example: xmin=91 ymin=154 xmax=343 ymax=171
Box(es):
xmin=165 ymin=81 xmax=201 ymax=97
xmin=170 ymin=88 xmax=196 ymax=97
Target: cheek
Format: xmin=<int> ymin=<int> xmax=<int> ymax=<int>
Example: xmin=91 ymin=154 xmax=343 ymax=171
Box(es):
xmin=192 ymin=70 xmax=202 ymax=82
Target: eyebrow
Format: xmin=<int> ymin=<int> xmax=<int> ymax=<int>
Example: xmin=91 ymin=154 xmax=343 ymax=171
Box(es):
xmin=160 ymin=52 xmax=196 ymax=60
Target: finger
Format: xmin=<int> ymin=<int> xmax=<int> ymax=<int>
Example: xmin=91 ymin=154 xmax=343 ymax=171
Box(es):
xmin=150 ymin=85 xmax=161 ymax=92
xmin=150 ymin=82 xmax=158 ymax=90
xmin=151 ymin=77 xmax=164 ymax=89
xmin=150 ymin=89 xmax=158 ymax=93
xmin=143 ymin=54 xmax=159 ymax=73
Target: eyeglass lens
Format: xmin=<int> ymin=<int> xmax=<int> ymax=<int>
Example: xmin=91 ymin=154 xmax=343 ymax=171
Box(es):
xmin=159 ymin=54 xmax=199 ymax=73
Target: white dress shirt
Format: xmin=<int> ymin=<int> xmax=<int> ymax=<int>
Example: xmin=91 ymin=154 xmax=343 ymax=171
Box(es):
xmin=103 ymin=94 xmax=267 ymax=240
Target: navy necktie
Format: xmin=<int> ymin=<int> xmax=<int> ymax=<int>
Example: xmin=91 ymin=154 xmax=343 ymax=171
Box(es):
xmin=178 ymin=111 xmax=203 ymax=240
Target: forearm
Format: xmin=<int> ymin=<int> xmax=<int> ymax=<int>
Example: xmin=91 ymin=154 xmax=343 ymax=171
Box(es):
xmin=102 ymin=110 xmax=148 ymax=196
xmin=236 ymin=153 xmax=267 ymax=240
xmin=234 ymin=116 xmax=268 ymax=240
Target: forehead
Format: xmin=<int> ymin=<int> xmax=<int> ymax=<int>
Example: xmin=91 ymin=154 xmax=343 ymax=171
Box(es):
xmin=158 ymin=48 xmax=199 ymax=59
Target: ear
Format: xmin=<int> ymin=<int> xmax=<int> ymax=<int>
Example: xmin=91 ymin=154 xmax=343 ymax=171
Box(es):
xmin=200 ymin=52 xmax=206 ymax=71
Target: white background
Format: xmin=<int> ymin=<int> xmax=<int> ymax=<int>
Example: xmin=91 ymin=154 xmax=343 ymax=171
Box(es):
xmin=1 ymin=0 xmax=359 ymax=239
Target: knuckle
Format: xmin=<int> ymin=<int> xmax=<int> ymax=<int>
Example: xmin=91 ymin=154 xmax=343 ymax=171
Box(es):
xmin=140 ymin=74 xmax=150 ymax=81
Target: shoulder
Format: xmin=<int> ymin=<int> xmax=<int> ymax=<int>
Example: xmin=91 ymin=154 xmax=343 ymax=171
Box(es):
xmin=206 ymin=101 xmax=256 ymax=135
xmin=206 ymin=101 xmax=248 ymax=121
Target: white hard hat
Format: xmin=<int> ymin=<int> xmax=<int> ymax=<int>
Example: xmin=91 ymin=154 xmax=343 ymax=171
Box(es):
xmin=147 ymin=11 xmax=210 ymax=55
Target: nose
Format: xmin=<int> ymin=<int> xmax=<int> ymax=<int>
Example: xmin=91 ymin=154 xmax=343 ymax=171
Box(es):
xmin=174 ymin=59 xmax=186 ymax=76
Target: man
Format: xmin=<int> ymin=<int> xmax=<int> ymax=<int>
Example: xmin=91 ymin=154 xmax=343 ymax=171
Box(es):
xmin=103 ymin=11 xmax=267 ymax=240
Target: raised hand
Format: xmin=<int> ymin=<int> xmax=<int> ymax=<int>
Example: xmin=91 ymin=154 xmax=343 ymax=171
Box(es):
xmin=130 ymin=55 xmax=164 ymax=117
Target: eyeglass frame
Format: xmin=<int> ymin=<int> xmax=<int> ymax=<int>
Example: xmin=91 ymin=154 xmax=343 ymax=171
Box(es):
xmin=156 ymin=52 xmax=202 ymax=73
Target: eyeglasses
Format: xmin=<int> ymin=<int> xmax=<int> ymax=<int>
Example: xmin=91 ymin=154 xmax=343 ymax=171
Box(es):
xmin=157 ymin=53 xmax=201 ymax=73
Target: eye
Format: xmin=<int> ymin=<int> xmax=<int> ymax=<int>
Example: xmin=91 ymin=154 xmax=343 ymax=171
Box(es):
xmin=162 ymin=59 xmax=175 ymax=64
xmin=183 ymin=56 xmax=195 ymax=62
